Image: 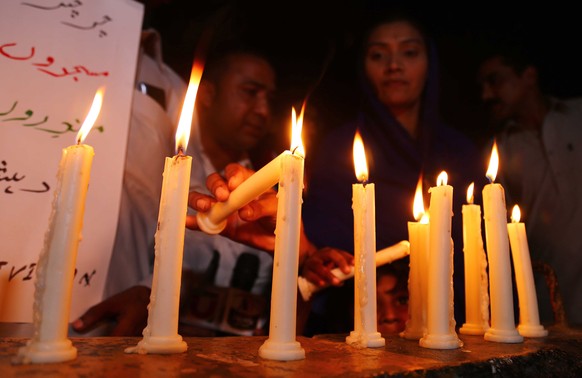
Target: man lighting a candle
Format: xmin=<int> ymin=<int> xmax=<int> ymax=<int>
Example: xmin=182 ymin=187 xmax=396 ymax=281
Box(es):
xmin=73 ymin=44 xmax=285 ymax=336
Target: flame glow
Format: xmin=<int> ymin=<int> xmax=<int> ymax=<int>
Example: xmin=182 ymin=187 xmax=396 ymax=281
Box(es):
xmin=511 ymin=204 xmax=521 ymax=223
xmin=175 ymin=61 xmax=204 ymax=153
xmin=437 ymin=171 xmax=448 ymax=186
xmin=76 ymin=87 xmax=104 ymax=144
xmin=353 ymin=131 xmax=368 ymax=182
xmin=486 ymin=141 xmax=499 ymax=183
xmin=413 ymin=175 xmax=425 ymax=221
xmin=467 ymin=182 xmax=475 ymax=204
xmin=291 ymin=104 xmax=305 ymax=157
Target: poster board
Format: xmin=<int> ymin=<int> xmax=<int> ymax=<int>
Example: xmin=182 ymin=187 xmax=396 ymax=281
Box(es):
xmin=0 ymin=0 xmax=144 ymax=322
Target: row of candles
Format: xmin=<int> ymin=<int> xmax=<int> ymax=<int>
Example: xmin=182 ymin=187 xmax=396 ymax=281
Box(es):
xmin=15 ymin=59 xmax=547 ymax=364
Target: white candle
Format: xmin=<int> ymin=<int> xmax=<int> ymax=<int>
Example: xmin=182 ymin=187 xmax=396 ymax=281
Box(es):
xmin=507 ymin=205 xmax=548 ymax=337
xmin=401 ymin=176 xmax=429 ymax=340
xmin=482 ymin=142 xmax=523 ymax=343
xmin=346 ymin=131 xmax=384 ymax=348
xmin=419 ymin=172 xmax=462 ymax=349
xmin=15 ymin=89 xmax=103 ymax=364
xmin=459 ymin=183 xmax=490 ymax=335
xmin=297 ymin=241 xmax=410 ymax=302
xmin=259 ymin=107 xmax=306 ymax=361
xmin=126 ymin=62 xmax=203 ymax=355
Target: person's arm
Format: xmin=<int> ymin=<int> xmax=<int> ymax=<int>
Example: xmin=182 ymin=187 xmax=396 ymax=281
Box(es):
xmin=72 ymin=285 xmax=151 ymax=336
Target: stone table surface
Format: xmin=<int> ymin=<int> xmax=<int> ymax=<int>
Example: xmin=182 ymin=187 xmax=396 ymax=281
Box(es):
xmin=1 ymin=326 xmax=581 ymax=377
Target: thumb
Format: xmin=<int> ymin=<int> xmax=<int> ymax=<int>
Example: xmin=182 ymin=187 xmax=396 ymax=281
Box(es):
xmin=72 ymin=302 xmax=109 ymax=332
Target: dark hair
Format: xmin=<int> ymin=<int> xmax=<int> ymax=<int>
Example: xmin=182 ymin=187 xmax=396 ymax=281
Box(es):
xmin=202 ymin=41 xmax=274 ymax=84
xmin=477 ymin=39 xmax=535 ymax=74
xmin=376 ymin=258 xmax=409 ymax=293
xmin=358 ymin=6 xmax=430 ymax=56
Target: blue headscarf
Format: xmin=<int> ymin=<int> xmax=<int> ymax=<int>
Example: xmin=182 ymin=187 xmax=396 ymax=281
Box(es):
xmin=302 ymin=19 xmax=483 ymax=334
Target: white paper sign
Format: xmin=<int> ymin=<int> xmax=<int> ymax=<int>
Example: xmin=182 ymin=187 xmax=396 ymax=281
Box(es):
xmin=0 ymin=0 xmax=144 ymax=321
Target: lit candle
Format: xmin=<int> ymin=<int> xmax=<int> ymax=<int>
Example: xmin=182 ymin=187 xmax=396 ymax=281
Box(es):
xmin=419 ymin=171 xmax=462 ymax=349
xmin=401 ymin=176 xmax=429 ymax=340
xmin=507 ymin=205 xmax=548 ymax=337
xmin=258 ymin=106 xmax=306 ymax=361
xmin=345 ymin=131 xmax=385 ymax=348
xmin=482 ymin=142 xmax=523 ymax=343
xmin=15 ymin=89 xmax=103 ymax=364
xmin=297 ymin=241 xmax=410 ymax=302
xmin=459 ymin=183 xmax=490 ymax=335
xmin=126 ymin=62 xmax=203 ymax=355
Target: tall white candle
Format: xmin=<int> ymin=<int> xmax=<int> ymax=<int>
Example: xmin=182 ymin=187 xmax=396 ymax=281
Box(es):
xmin=15 ymin=89 xmax=103 ymax=364
xmin=126 ymin=62 xmax=203 ymax=355
xmin=459 ymin=183 xmax=490 ymax=335
xmin=419 ymin=172 xmax=462 ymax=349
xmin=482 ymin=142 xmax=523 ymax=343
xmin=401 ymin=176 xmax=429 ymax=340
xmin=297 ymin=241 xmax=410 ymax=302
xmin=507 ymin=205 xmax=548 ymax=337
xmin=259 ymin=107 xmax=306 ymax=361
xmin=346 ymin=132 xmax=385 ymax=348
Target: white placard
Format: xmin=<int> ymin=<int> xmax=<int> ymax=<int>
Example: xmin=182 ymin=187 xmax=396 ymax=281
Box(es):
xmin=0 ymin=0 xmax=144 ymax=322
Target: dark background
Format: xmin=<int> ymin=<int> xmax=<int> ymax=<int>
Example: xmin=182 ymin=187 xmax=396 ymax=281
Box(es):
xmin=142 ymin=0 xmax=582 ymax=150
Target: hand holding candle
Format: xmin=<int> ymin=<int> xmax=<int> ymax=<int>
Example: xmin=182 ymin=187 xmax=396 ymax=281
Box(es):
xmin=482 ymin=142 xmax=523 ymax=343
xmin=507 ymin=205 xmax=548 ymax=337
xmin=346 ymin=131 xmax=385 ymax=348
xmin=15 ymin=89 xmax=103 ymax=364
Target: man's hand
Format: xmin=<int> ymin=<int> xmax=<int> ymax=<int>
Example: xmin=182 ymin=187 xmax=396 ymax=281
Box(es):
xmin=187 ymin=163 xmax=278 ymax=252
xmin=71 ymin=285 xmax=151 ymax=336
xmin=301 ymin=247 xmax=354 ymax=287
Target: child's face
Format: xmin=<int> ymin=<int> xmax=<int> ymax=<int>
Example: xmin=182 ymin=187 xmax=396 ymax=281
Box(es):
xmin=377 ymin=274 xmax=409 ymax=334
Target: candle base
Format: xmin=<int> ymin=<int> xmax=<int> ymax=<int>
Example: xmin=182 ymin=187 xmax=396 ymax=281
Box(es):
xmin=125 ymin=335 xmax=187 ymax=355
xmin=14 ymin=339 xmax=77 ymax=364
xmin=459 ymin=323 xmax=488 ymax=335
xmin=484 ymin=327 xmax=524 ymax=343
xmin=196 ymin=212 xmax=227 ymax=235
xmin=258 ymin=339 xmax=305 ymax=361
xmin=399 ymin=327 xmax=425 ymax=340
xmin=419 ymin=333 xmax=462 ymax=349
xmin=518 ymin=324 xmax=548 ymax=338
xmin=346 ymin=331 xmax=386 ymax=348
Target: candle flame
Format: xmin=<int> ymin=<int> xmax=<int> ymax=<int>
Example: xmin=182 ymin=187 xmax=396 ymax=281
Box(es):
xmin=175 ymin=60 xmax=204 ymax=154
xmin=511 ymin=204 xmax=521 ymax=223
xmin=420 ymin=212 xmax=429 ymax=224
xmin=436 ymin=171 xmax=448 ymax=186
xmin=413 ymin=175 xmax=425 ymax=221
xmin=486 ymin=141 xmax=499 ymax=183
xmin=353 ymin=130 xmax=368 ymax=182
xmin=76 ymin=87 xmax=104 ymax=144
xmin=291 ymin=103 xmax=305 ymax=158
xmin=467 ymin=182 xmax=475 ymax=204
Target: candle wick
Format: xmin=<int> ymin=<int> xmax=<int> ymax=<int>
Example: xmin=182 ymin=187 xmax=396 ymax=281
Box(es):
xmin=177 ymin=146 xmax=185 ymax=156
xmin=291 ymin=146 xmax=299 ymax=155
xmin=362 ymin=179 xmax=369 ymax=187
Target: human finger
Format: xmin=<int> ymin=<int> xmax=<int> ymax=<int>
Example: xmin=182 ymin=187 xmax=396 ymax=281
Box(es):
xmin=206 ymin=172 xmax=230 ymax=201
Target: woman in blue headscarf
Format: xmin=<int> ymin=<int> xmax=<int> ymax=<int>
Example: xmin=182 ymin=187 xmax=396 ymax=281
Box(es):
xmin=302 ymin=11 xmax=483 ymax=335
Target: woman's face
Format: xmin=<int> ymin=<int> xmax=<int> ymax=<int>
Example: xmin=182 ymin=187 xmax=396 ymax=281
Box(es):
xmin=364 ymin=21 xmax=428 ymax=111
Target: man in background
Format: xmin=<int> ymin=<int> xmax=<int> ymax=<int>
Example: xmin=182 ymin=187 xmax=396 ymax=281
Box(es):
xmin=478 ymin=46 xmax=582 ymax=327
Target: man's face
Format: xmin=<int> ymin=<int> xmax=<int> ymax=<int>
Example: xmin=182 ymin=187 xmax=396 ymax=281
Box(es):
xmin=207 ymin=54 xmax=276 ymax=153
xmin=478 ymin=56 xmax=529 ymax=122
